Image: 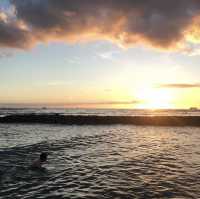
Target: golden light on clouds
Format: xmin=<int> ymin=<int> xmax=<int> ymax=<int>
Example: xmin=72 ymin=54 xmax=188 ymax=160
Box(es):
xmin=1 ymin=0 xmax=200 ymax=50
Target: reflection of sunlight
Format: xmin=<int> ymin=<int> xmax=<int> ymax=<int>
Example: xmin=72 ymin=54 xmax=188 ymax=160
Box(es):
xmin=135 ymin=87 xmax=174 ymax=109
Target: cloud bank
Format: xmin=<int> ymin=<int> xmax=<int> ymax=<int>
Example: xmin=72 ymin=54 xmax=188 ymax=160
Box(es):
xmin=1 ymin=0 xmax=200 ymax=49
xmin=158 ymin=83 xmax=200 ymax=88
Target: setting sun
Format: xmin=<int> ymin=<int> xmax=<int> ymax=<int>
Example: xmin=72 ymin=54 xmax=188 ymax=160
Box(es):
xmin=135 ymin=87 xmax=174 ymax=109
xmin=1 ymin=1 xmax=200 ymax=198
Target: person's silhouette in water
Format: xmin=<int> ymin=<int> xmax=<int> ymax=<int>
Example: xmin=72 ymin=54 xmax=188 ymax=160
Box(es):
xmin=31 ymin=152 xmax=48 ymax=169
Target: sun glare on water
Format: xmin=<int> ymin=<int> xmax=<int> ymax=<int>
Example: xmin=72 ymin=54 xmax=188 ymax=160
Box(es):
xmin=135 ymin=87 xmax=174 ymax=109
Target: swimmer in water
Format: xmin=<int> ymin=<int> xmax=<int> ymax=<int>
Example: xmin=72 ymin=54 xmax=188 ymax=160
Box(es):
xmin=31 ymin=152 xmax=48 ymax=169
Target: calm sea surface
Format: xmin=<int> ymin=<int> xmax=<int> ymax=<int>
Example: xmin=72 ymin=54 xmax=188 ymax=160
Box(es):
xmin=0 ymin=123 xmax=200 ymax=198
xmin=0 ymin=107 xmax=200 ymax=117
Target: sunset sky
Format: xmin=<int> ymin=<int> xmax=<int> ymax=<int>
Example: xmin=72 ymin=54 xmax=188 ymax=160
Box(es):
xmin=1 ymin=0 xmax=200 ymax=109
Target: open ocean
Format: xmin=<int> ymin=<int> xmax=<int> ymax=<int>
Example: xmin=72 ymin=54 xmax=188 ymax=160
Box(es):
xmin=1 ymin=107 xmax=200 ymax=117
xmin=0 ymin=108 xmax=200 ymax=198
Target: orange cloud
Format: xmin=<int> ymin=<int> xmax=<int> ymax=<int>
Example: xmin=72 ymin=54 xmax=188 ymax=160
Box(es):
xmin=1 ymin=0 xmax=200 ymax=50
xmin=158 ymin=83 xmax=200 ymax=88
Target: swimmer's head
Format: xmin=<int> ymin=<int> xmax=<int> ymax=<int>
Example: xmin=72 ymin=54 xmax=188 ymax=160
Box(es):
xmin=40 ymin=152 xmax=48 ymax=162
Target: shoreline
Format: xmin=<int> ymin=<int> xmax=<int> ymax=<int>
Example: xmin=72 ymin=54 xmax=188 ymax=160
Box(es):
xmin=1 ymin=114 xmax=200 ymax=126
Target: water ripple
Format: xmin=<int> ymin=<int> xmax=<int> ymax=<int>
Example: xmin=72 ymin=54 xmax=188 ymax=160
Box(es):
xmin=0 ymin=124 xmax=200 ymax=198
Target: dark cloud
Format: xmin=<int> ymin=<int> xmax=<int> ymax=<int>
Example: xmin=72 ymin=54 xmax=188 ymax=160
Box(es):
xmin=1 ymin=0 xmax=200 ymax=49
xmin=158 ymin=83 xmax=200 ymax=88
xmin=0 ymin=19 xmax=33 ymax=48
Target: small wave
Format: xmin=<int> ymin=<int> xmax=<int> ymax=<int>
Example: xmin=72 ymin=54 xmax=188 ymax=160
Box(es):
xmin=0 ymin=124 xmax=200 ymax=198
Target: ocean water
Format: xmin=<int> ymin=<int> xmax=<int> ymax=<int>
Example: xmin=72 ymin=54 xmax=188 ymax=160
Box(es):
xmin=0 ymin=107 xmax=200 ymax=117
xmin=0 ymin=123 xmax=200 ymax=199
